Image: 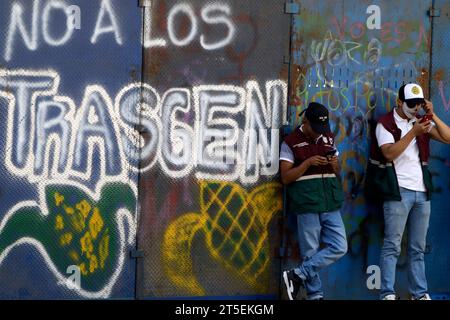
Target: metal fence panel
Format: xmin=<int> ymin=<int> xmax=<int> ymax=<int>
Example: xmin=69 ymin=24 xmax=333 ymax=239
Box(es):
xmin=426 ymin=0 xmax=450 ymax=300
xmin=0 ymin=0 xmax=142 ymax=299
xmin=286 ymin=0 xmax=438 ymax=299
xmin=137 ymin=0 xmax=290 ymax=298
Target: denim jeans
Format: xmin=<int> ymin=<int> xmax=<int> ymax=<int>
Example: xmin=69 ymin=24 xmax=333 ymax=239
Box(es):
xmin=380 ymin=187 xmax=431 ymax=299
xmin=294 ymin=210 xmax=347 ymax=300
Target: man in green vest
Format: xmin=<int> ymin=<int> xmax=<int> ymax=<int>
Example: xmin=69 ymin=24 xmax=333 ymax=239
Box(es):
xmin=366 ymin=83 xmax=450 ymax=300
xmin=280 ymin=102 xmax=347 ymax=300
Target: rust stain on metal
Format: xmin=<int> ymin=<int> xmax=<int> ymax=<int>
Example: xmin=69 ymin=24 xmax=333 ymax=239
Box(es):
xmin=416 ymin=68 xmax=430 ymax=98
xmin=279 ymin=65 xmax=289 ymax=82
xmin=433 ymin=69 xmax=445 ymax=82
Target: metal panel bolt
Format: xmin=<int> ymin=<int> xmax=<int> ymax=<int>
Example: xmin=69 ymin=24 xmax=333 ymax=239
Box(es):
xmin=285 ymin=2 xmax=300 ymax=14
xmin=427 ymin=8 xmax=441 ymax=17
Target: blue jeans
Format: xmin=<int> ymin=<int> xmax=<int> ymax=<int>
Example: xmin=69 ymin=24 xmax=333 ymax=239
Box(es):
xmin=380 ymin=188 xmax=431 ymax=299
xmin=294 ymin=210 xmax=347 ymax=300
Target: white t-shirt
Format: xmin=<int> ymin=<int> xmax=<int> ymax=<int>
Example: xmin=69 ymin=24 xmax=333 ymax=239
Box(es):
xmin=375 ymin=108 xmax=426 ymax=192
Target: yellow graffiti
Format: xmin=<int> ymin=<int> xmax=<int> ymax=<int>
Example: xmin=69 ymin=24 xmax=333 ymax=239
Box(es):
xmin=98 ymin=231 xmax=110 ymax=269
xmin=59 ymin=232 xmax=73 ymax=246
xmin=163 ymin=213 xmax=208 ymax=295
xmin=89 ymin=254 xmax=99 ymax=273
xmin=54 ymin=192 xmax=65 ymax=206
xmin=89 ymin=208 xmax=104 ymax=240
xmin=67 ymin=207 xmax=86 ymax=233
xmin=64 ymin=206 xmax=74 ymax=216
xmin=69 ymin=250 xmax=79 ymax=262
xmin=76 ymin=200 xmax=91 ymax=219
xmin=55 ymin=215 xmax=64 ymax=230
xmin=80 ymin=232 xmax=94 ymax=258
xmin=162 ymin=181 xmax=282 ymax=295
xmin=54 ymin=190 xmax=109 ymax=276
xmin=79 ymin=263 xmax=88 ymax=276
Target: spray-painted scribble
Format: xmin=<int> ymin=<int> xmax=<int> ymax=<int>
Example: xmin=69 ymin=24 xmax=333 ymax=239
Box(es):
xmin=162 ymin=181 xmax=282 ymax=295
xmin=0 ymin=181 xmax=136 ymax=298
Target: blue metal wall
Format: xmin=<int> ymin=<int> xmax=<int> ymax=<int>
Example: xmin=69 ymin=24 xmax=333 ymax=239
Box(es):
xmin=286 ymin=0 xmax=450 ymax=299
xmin=137 ymin=0 xmax=290 ymax=299
xmin=426 ymin=0 xmax=450 ymax=300
xmin=0 ymin=0 xmax=142 ymax=299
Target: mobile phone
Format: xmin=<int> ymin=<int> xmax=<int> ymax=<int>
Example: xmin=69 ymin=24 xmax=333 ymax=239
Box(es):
xmin=420 ymin=114 xmax=433 ymax=123
xmin=325 ymin=149 xmax=337 ymax=160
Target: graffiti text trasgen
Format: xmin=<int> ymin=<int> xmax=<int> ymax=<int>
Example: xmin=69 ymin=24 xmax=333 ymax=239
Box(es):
xmin=0 ymin=69 xmax=287 ymax=185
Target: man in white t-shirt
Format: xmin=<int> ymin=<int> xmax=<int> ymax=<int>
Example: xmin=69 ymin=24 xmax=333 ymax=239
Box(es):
xmin=368 ymin=83 xmax=450 ymax=300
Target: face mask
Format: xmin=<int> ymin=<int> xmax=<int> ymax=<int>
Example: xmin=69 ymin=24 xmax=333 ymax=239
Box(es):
xmin=402 ymin=102 xmax=416 ymax=120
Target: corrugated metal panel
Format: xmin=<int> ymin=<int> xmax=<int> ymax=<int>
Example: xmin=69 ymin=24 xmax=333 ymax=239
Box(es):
xmin=137 ymin=0 xmax=290 ymax=298
xmin=0 ymin=0 xmax=142 ymax=299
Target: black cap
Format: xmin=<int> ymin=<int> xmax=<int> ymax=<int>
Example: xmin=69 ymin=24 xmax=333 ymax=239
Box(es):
xmin=304 ymin=102 xmax=331 ymax=134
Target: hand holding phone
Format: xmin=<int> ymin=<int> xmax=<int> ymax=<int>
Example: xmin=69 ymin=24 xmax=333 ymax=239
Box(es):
xmin=325 ymin=149 xmax=337 ymax=161
xmin=420 ymin=114 xmax=433 ymax=123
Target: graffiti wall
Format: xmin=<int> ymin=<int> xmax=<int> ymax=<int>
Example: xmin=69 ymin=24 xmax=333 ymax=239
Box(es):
xmin=0 ymin=0 xmax=448 ymax=300
xmin=137 ymin=0 xmax=290 ymax=298
xmin=0 ymin=0 xmax=142 ymax=298
xmin=286 ymin=0 xmax=450 ymax=299
xmin=425 ymin=0 xmax=450 ymax=299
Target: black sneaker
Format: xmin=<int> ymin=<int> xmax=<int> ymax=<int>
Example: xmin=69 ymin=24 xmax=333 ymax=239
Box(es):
xmin=283 ymin=270 xmax=304 ymax=300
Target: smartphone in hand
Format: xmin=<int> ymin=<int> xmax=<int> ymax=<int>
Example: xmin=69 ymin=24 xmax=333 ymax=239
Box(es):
xmin=420 ymin=114 xmax=433 ymax=123
xmin=325 ymin=149 xmax=337 ymax=161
